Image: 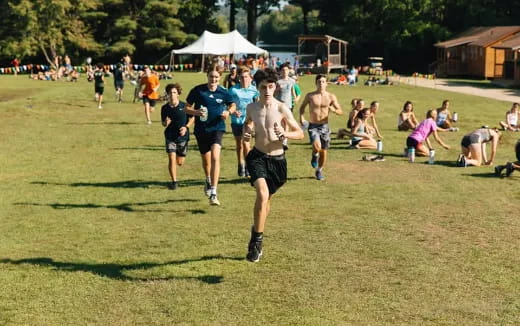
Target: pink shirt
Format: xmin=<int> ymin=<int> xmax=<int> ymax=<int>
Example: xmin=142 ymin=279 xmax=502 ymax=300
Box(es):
xmin=409 ymin=118 xmax=436 ymax=142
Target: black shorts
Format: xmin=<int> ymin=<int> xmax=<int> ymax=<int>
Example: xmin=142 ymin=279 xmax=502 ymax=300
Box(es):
xmin=406 ymin=137 xmax=419 ymax=149
xmin=246 ymin=147 xmax=287 ymax=195
xmin=195 ymin=130 xmax=224 ymax=154
xmin=114 ymin=81 xmax=124 ymax=90
xmin=461 ymin=134 xmax=480 ymax=148
xmin=515 ymin=139 xmax=520 ymax=162
xmin=95 ymin=86 xmax=104 ymax=95
xmin=231 ymin=123 xmax=243 ymax=137
xmin=142 ymin=96 xmax=156 ymax=107
xmin=165 ymin=139 xmax=188 ymax=156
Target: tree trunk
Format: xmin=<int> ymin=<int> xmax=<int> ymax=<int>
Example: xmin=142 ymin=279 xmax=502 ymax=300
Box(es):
xmin=302 ymin=9 xmax=309 ymax=34
xmin=247 ymin=0 xmax=257 ymax=43
xmin=230 ymin=0 xmax=236 ymax=31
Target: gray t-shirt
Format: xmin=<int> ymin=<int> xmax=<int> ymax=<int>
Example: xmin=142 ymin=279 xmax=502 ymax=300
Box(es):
xmin=276 ymin=78 xmax=295 ymax=109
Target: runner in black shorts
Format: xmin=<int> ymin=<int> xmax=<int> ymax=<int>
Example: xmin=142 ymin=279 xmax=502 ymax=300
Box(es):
xmin=242 ymin=68 xmax=304 ymax=262
xmin=184 ymin=68 xmax=236 ymax=206
xmin=161 ymin=83 xmax=194 ymax=189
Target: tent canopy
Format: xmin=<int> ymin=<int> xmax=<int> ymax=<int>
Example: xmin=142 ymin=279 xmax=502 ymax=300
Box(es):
xmin=172 ymin=30 xmax=267 ymax=55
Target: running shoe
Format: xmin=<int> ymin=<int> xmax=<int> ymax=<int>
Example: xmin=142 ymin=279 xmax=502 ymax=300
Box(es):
xmin=168 ymin=181 xmax=178 ymax=190
xmin=209 ymin=194 xmax=220 ymax=206
xmin=494 ymin=165 xmax=505 ymax=177
xmin=315 ymin=169 xmax=324 ymax=180
xmin=147 ymin=120 xmax=152 ymax=125
xmin=238 ymin=164 xmax=246 ymax=177
xmin=246 ymin=240 xmax=263 ymax=262
xmin=204 ymin=180 xmax=211 ymax=197
xmin=310 ymin=153 xmax=319 ymax=168
xmin=460 ymin=155 xmax=467 ymax=167
xmin=505 ymin=162 xmax=514 ymax=177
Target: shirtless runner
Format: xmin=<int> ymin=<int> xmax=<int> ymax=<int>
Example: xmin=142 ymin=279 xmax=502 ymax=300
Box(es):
xmin=242 ymin=68 xmax=304 ymax=262
xmin=299 ymin=74 xmax=343 ymax=180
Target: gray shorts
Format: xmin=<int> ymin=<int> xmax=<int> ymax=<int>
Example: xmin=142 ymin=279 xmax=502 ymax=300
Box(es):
xmin=165 ymin=139 xmax=188 ymax=156
xmin=308 ymin=123 xmax=331 ymax=149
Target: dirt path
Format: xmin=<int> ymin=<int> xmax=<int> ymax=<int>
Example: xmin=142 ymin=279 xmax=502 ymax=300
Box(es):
xmin=391 ymin=76 xmax=520 ymax=103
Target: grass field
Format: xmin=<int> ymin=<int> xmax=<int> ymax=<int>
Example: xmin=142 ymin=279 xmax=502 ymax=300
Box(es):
xmin=0 ymin=73 xmax=519 ymax=325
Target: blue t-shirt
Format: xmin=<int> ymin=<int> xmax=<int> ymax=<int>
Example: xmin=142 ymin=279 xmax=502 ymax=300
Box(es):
xmin=229 ymin=84 xmax=258 ymax=125
xmin=186 ymin=84 xmax=233 ymax=135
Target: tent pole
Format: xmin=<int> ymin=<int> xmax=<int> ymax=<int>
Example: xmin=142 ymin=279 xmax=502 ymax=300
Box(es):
xmin=169 ymin=51 xmax=174 ymax=72
xmin=201 ymin=54 xmax=205 ymax=73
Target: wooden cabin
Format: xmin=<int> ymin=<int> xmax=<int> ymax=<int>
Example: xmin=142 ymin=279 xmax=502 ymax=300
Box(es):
xmin=434 ymin=26 xmax=520 ymax=78
xmin=297 ymin=35 xmax=348 ymax=74
xmin=493 ymin=34 xmax=520 ymax=86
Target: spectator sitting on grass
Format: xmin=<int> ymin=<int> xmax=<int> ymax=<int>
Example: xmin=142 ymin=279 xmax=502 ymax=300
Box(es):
xmin=350 ymin=108 xmax=377 ymax=149
xmin=499 ymin=102 xmax=520 ymax=132
xmin=398 ymin=100 xmax=418 ymax=131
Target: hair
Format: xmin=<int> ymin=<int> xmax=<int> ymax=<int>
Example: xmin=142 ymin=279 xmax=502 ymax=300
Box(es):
xmin=206 ymin=67 xmax=220 ymax=76
xmin=280 ymin=63 xmax=290 ymax=70
xmin=426 ymin=109 xmax=435 ymax=119
xmin=96 ymin=62 xmax=104 ymax=69
xmin=315 ymin=74 xmax=327 ymax=83
xmin=350 ymin=98 xmax=358 ymax=107
xmin=442 ymin=99 xmax=450 ymax=106
xmin=356 ymin=108 xmax=370 ymax=119
xmin=253 ymin=68 xmax=278 ymax=86
xmin=512 ymin=102 xmax=519 ymax=109
xmin=370 ymin=101 xmax=379 ymax=107
xmin=165 ymin=83 xmax=182 ymax=95
xmin=238 ymin=66 xmax=250 ymax=75
xmin=403 ymin=100 xmax=413 ymax=111
xmin=356 ymin=98 xmax=364 ymax=107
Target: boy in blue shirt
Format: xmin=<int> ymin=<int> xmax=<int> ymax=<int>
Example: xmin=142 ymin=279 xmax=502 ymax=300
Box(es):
xmin=185 ymin=69 xmax=236 ymax=206
xmin=229 ymin=67 xmax=258 ymax=177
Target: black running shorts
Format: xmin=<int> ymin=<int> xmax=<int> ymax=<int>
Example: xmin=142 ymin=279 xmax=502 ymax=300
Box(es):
xmin=246 ymin=147 xmax=287 ymax=195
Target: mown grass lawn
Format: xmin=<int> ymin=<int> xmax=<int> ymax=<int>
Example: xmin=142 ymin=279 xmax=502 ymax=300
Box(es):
xmin=0 ymin=72 xmax=519 ymax=325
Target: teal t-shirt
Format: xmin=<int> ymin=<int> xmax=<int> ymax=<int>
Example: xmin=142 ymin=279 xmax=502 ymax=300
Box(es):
xmin=229 ymin=84 xmax=258 ymax=125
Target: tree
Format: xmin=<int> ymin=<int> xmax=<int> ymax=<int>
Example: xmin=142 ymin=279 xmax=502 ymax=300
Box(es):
xmin=243 ymin=0 xmax=279 ymax=42
xmin=258 ymin=5 xmax=321 ymax=44
xmin=288 ymin=0 xmax=319 ymax=34
xmin=1 ymin=0 xmax=102 ymax=67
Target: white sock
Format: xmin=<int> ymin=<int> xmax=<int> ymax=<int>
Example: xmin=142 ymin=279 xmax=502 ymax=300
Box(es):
xmin=206 ymin=176 xmax=211 ymax=184
xmin=210 ymin=187 xmax=217 ymax=195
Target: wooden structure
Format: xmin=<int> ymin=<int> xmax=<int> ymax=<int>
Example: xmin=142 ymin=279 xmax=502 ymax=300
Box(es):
xmin=493 ymin=34 xmax=520 ymax=86
xmin=297 ymin=35 xmax=348 ymax=73
xmin=434 ymin=26 xmax=520 ymax=78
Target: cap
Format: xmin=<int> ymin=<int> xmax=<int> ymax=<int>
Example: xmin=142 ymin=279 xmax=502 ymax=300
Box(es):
xmin=230 ymin=64 xmax=237 ymax=70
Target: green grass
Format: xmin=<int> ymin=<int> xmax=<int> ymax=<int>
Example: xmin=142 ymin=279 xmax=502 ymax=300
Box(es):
xmin=1 ymin=73 xmax=519 ymax=325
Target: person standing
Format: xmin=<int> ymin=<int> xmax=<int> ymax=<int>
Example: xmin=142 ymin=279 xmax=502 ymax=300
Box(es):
xmin=113 ymin=63 xmax=125 ymax=103
xmin=11 ymin=57 xmax=20 ymax=76
xmin=139 ymin=66 xmax=160 ymax=124
xmin=161 ymin=83 xmax=194 ymax=190
xmin=275 ymin=63 xmax=296 ymax=149
xmin=184 ymin=69 xmax=236 ymax=206
xmin=229 ymin=67 xmax=258 ymax=177
xmin=299 ymin=74 xmax=343 ymax=180
xmin=242 ymin=68 xmax=304 ymax=262
xmin=93 ymin=63 xmax=105 ymax=109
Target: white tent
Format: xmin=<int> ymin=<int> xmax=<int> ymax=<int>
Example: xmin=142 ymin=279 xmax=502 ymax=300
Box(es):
xmin=170 ymin=30 xmax=267 ymax=71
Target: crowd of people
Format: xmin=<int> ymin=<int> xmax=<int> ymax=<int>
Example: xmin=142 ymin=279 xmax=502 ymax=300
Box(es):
xmin=19 ymin=54 xmax=520 ymax=262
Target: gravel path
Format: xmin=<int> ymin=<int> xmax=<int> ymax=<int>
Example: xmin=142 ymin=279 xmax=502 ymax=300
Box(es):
xmin=392 ymin=76 xmax=520 ymax=103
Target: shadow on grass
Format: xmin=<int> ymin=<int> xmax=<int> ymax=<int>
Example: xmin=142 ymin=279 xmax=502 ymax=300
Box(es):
xmin=461 ymin=172 xmax=499 ymax=178
xmin=14 ymin=199 xmax=204 ymax=213
xmin=0 ymin=255 xmax=244 ymax=283
xmin=73 ymin=121 xmax=140 ymax=125
xmin=32 ymin=178 xmax=250 ymax=188
xmin=110 ymin=145 xmax=163 ymax=151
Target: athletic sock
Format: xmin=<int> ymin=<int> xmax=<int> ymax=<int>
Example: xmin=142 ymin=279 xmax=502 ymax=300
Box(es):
xmin=206 ymin=176 xmax=211 ymax=184
xmin=316 ymin=167 xmax=322 ymax=172
xmin=251 ymin=230 xmax=263 ymax=243
xmin=210 ymin=187 xmax=217 ymax=195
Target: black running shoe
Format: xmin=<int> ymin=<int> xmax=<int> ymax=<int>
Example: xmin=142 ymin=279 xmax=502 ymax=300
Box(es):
xmin=168 ymin=181 xmax=178 ymax=190
xmin=505 ymin=162 xmax=514 ymax=177
xmin=494 ymin=165 xmax=505 ymax=177
xmin=246 ymin=240 xmax=263 ymax=262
